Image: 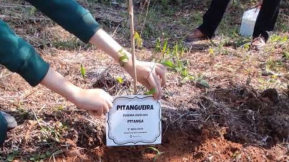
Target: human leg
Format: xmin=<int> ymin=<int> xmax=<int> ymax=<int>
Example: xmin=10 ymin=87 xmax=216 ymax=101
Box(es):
xmin=253 ymin=0 xmax=281 ymax=41
xmin=185 ymin=0 xmax=231 ymax=42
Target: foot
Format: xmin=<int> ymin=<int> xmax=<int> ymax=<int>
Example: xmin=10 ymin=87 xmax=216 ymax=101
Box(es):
xmin=0 ymin=112 xmax=17 ymax=129
xmin=250 ymin=36 xmax=266 ymax=51
xmin=185 ymin=29 xmax=208 ymax=43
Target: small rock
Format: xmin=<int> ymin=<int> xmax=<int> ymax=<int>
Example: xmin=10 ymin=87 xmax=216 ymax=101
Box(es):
xmin=262 ymin=71 xmax=273 ymax=76
xmin=266 ymin=153 xmax=275 ymax=161
xmin=182 ymin=157 xmax=189 ymax=162
xmin=208 ymin=155 xmax=214 ymax=162
xmin=201 ymin=129 xmax=210 ymax=140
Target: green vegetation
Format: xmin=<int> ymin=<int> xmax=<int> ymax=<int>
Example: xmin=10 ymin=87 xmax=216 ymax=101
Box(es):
xmin=80 ymin=64 xmax=86 ymax=78
xmin=147 ymin=147 xmax=165 ymax=162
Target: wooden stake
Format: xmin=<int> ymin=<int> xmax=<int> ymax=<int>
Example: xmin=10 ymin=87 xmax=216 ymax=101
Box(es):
xmin=129 ymin=0 xmax=137 ymax=95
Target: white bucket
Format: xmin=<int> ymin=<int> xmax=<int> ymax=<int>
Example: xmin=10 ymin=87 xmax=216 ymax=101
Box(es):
xmin=239 ymin=8 xmax=260 ymax=37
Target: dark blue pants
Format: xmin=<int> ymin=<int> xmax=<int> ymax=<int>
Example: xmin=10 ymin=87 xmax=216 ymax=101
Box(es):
xmin=198 ymin=0 xmax=281 ymax=41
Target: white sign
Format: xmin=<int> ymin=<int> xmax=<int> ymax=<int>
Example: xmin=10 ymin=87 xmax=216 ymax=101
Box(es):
xmin=106 ymin=95 xmax=161 ymax=146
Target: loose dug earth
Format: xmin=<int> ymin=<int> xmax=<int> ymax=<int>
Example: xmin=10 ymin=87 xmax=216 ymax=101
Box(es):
xmin=50 ymin=86 xmax=289 ymax=162
xmin=61 ymin=86 xmax=289 ymax=162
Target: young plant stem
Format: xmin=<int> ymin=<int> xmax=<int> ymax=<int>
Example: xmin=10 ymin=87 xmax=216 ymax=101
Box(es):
xmin=129 ymin=0 xmax=137 ymax=94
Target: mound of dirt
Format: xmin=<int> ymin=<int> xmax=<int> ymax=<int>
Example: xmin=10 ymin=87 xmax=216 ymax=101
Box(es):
xmin=92 ymin=72 xmax=131 ymax=95
xmin=199 ymin=86 xmax=289 ymax=147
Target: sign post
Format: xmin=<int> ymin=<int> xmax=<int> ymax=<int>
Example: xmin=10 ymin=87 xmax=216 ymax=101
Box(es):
xmin=106 ymin=1 xmax=162 ymax=147
xmin=128 ymin=0 xmax=137 ymax=94
xmin=106 ymin=96 xmax=161 ymax=146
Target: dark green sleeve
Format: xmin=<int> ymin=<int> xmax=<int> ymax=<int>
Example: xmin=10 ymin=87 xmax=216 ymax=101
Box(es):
xmin=0 ymin=20 xmax=50 ymax=86
xmin=26 ymin=0 xmax=101 ymax=43
xmin=0 ymin=113 xmax=7 ymax=146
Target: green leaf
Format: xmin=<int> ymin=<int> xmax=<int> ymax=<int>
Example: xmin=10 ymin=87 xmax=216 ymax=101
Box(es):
xmin=243 ymin=44 xmax=250 ymax=50
xmin=208 ymin=48 xmax=214 ymax=54
xmin=145 ymin=88 xmax=156 ymax=95
xmin=196 ymin=79 xmax=210 ymax=88
xmin=40 ymin=154 xmax=46 ymax=159
xmin=181 ymin=75 xmax=195 ymax=83
xmin=283 ymin=52 xmax=289 ymax=59
xmin=162 ymin=39 xmax=168 ymax=53
xmin=161 ymin=60 xmax=175 ymax=69
xmin=134 ymin=31 xmax=140 ymax=39
xmin=175 ymin=67 xmax=182 ymax=72
xmin=181 ymin=76 xmax=190 ymax=83
xmin=30 ymin=7 xmax=37 ymax=15
xmin=134 ymin=32 xmax=143 ymax=47
xmin=118 ymin=49 xmax=125 ymax=55
xmin=180 ymin=44 xmax=185 ymax=56
xmin=80 ymin=64 xmax=86 ymax=78
xmin=57 ymin=105 xmax=64 ymax=111
xmin=119 ymin=55 xmax=129 ymax=63
xmin=116 ymin=77 xmax=123 ymax=84
xmin=271 ymin=35 xmax=281 ymax=42
xmin=280 ymin=36 xmax=288 ymax=42
xmin=181 ymin=69 xmax=188 ymax=77
xmin=46 ymin=151 xmax=51 ymax=156
xmin=173 ymin=43 xmax=179 ymax=57
xmin=118 ymin=49 xmax=129 ymax=66
xmin=7 ymin=155 xmax=14 ymax=162
xmin=155 ymin=38 xmax=161 ymax=52
xmin=147 ymin=147 xmax=161 ymax=154
xmin=166 ymin=47 xmax=171 ymax=55
xmin=186 ymin=60 xmax=190 ymax=66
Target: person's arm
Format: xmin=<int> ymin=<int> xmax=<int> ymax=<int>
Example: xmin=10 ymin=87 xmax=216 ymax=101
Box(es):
xmin=26 ymin=0 xmax=167 ymax=99
xmin=0 ymin=20 xmax=50 ymax=87
xmin=26 ymin=0 xmax=100 ymax=43
xmin=0 ymin=20 xmax=112 ymax=117
xmin=89 ymin=29 xmax=166 ymax=100
xmin=41 ymin=67 xmax=113 ymax=116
